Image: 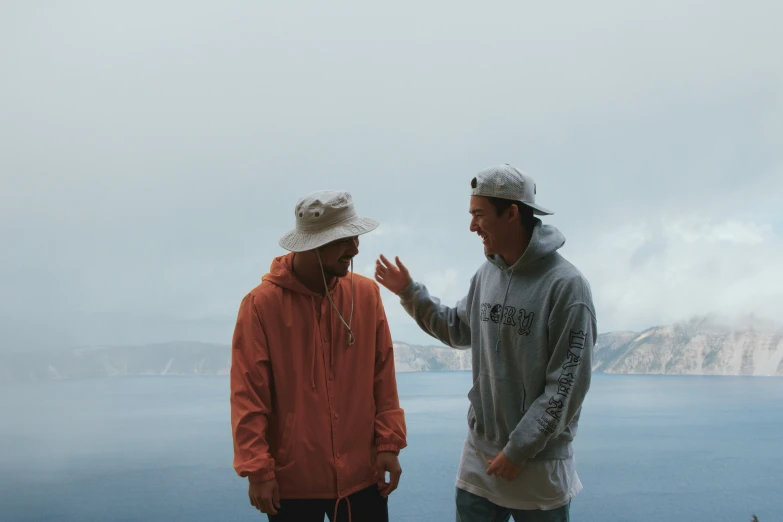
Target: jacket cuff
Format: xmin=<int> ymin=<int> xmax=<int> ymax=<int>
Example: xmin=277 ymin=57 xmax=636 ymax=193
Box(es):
xmin=247 ymin=470 xmax=275 ymax=484
xmin=376 ymin=444 xmax=401 ymax=455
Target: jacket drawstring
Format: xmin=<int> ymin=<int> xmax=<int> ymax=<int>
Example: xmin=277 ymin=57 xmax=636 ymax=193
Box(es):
xmin=316 ymin=251 xmax=355 ymax=348
xmin=310 ymin=296 xmax=319 ymax=390
xmin=334 ymin=495 xmax=352 ymax=522
xmin=330 ymin=298 xmax=334 ymax=371
xmin=495 ymin=265 xmax=515 ymax=353
xmin=310 ymin=253 xmax=356 ymax=387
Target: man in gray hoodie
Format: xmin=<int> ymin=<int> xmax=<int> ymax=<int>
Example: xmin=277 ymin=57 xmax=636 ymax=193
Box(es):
xmin=375 ymin=164 xmax=596 ymax=521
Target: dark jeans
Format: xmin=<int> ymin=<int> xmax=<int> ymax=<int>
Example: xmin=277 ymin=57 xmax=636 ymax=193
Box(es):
xmin=268 ymin=484 xmax=388 ymax=522
xmin=456 ymin=487 xmax=571 ymax=522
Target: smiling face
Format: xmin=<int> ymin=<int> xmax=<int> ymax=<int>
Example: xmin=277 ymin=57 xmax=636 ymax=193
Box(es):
xmin=316 ymin=236 xmax=360 ymax=277
xmin=469 ymin=195 xmax=520 ymax=257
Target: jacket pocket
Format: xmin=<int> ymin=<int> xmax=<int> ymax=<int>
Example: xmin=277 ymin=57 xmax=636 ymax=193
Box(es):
xmin=469 ymin=373 xmax=526 ymax=443
xmin=467 ymin=377 xmax=493 ymax=438
xmin=276 ymin=413 xmax=296 ymax=464
xmin=467 ymin=404 xmax=476 ymax=430
xmin=519 ymin=387 xmax=527 ymax=417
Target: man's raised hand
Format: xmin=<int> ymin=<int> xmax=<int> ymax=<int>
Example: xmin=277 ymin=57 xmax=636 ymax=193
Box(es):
xmin=375 ymin=255 xmax=412 ymax=295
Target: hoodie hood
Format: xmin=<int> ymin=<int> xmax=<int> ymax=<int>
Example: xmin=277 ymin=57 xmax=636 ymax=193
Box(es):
xmin=487 ymin=219 xmax=566 ymax=272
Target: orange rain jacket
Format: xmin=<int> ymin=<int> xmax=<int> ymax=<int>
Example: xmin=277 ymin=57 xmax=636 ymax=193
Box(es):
xmin=230 ymin=253 xmax=407 ymax=500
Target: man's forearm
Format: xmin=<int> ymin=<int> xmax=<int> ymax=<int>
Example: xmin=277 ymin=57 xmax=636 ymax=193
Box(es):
xmin=398 ymin=281 xmax=472 ymax=348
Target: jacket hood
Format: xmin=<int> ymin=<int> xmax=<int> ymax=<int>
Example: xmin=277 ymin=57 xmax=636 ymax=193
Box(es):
xmin=263 ymin=253 xmax=339 ymax=295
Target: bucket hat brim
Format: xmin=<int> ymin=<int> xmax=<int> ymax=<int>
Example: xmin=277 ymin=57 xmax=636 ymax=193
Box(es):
xmin=278 ymin=216 xmax=379 ymax=252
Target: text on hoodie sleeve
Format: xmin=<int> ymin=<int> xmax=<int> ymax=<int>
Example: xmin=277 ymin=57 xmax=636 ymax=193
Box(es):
xmin=503 ymin=297 xmax=596 ymax=465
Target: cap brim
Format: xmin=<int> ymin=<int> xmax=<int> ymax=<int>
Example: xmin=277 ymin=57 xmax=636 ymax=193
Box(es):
xmin=278 ymin=217 xmax=379 ymax=252
xmin=523 ymin=202 xmax=554 ymax=216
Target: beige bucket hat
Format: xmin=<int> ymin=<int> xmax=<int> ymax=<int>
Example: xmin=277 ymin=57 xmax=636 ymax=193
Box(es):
xmin=278 ymin=190 xmax=379 ymax=252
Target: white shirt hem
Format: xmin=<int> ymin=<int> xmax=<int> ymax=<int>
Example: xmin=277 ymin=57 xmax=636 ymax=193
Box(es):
xmin=455 ymin=477 xmax=583 ymax=511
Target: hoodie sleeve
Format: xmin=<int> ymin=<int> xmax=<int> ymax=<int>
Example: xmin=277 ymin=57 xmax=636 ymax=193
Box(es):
xmin=230 ymin=293 xmax=276 ymax=484
xmin=503 ymin=297 xmax=596 ymax=466
xmin=397 ymin=278 xmax=472 ymax=349
xmin=372 ymin=284 xmax=408 ymax=454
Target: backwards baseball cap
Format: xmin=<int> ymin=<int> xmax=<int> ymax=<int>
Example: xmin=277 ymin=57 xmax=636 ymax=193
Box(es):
xmin=470 ymin=164 xmax=554 ymax=216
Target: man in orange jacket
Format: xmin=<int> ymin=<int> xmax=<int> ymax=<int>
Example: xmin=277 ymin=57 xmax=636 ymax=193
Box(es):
xmin=230 ymin=190 xmax=407 ymax=522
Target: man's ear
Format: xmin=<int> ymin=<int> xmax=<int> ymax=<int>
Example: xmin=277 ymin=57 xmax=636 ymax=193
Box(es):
xmin=506 ymin=203 xmax=520 ymax=223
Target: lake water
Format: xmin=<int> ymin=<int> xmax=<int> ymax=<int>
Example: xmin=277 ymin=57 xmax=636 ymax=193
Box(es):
xmin=1 ymin=372 xmax=781 ymax=521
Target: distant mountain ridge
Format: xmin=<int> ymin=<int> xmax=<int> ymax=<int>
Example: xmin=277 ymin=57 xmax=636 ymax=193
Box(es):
xmin=0 ymin=341 xmax=231 ymax=383
xmin=593 ymin=316 xmax=783 ymax=376
xmin=1 ymin=316 xmax=781 ymax=383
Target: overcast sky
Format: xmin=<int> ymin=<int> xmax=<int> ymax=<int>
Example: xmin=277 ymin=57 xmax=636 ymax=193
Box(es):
xmin=1 ymin=1 xmax=781 ymax=350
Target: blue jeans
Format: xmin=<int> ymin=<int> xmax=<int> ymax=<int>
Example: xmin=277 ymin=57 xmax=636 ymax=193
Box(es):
xmin=456 ymin=487 xmax=571 ymax=522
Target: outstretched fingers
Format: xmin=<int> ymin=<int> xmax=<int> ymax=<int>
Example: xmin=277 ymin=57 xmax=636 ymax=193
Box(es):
xmin=395 ymin=256 xmax=409 ymax=276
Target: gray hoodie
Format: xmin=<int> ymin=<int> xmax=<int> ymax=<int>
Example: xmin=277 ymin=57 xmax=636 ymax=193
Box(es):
xmin=398 ymin=220 xmax=596 ymax=465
